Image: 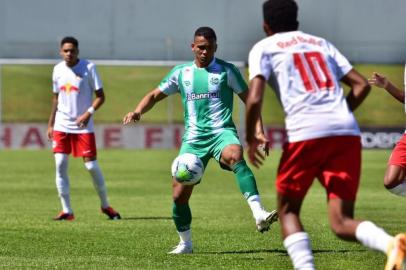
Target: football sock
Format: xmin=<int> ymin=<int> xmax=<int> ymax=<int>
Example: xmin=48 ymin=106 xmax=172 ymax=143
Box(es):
xmin=84 ymin=160 xmax=109 ymax=209
xmin=355 ymin=221 xmax=394 ymax=253
xmin=178 ymin=229 xmax=192 ymax=243
xmin=54 ymin=153 xmax=73 ymax=213
xmin=232 ymin=160 xmax=259 ymax=199
xmin=283 ymin=232 xmax=315 ymax=270
xmin=247 ymin=195 xmax=266 ymax=220
xmin=172 ymin=203 xmax=192 ymax=232
xmin=388 ymin=182 xmax=406 ymax=197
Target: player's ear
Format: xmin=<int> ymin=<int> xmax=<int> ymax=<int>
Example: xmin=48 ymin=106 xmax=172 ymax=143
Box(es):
xmin=263 ymin=22 xmax=273 ymax=36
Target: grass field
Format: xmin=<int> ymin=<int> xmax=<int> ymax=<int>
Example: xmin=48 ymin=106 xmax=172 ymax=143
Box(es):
xmin=2 ymin=64 xmax=405 ymax=126
xmin=1 ymin=149 xmax=405 ymax=269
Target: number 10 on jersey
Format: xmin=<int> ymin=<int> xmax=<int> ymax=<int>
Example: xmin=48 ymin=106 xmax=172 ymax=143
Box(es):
xmin=293 ymin=51 xmax=335 ymax=92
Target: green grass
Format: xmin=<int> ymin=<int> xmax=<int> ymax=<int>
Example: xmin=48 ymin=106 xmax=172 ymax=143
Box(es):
xmin=1 ymin=64 xmax=405 ymax=126
xmin=0 ymin=149 xmax=405 ymax=269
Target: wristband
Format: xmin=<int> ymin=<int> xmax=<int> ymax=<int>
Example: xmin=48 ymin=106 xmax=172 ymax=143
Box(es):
xmin=87 ymin=106 xmax=95 ymax=114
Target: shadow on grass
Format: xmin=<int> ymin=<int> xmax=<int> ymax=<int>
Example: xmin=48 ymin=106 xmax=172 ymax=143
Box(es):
xmin=121 ymin=216 xmax=172 ymax=220
xmin=200 ymin=248 xmax=367 ymax=255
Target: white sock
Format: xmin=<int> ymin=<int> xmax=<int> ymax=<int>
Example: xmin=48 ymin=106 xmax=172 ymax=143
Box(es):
xmin=284 ymin=232 xmax=315 ymax=270
xmin=247 ymin=195 xmax=265 ymax=220
xmin=388 ymin=182 xmax=406 ymax=197
xmin=355 ymin=221 xmax=394 ymax=253
xmin=54 ymin=153 xmax=73 ymax=213
xmin=84 ymin=160 xmax=109 ymax=208
xmin=178 ymin=229 xmax=192 ymax=244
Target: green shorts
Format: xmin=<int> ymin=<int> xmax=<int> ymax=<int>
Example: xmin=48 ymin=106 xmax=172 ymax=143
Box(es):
xmin=179 ymin=129 xmax=241 ymax=171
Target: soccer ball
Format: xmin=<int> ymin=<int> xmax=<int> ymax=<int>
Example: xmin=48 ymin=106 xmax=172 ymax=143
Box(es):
xmin=171 ymin=153 xmax=204 ymax=185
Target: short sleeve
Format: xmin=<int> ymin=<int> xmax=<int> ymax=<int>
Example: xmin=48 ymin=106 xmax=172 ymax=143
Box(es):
xmin=52 ymin=66 xmax=59 ymax=93
xmin=158 ymin=66 xmax=181 ymax=95
xmin=325 ymin=41 xmax=353 ymax=79
xmin=248 ymin=43 xmax=272 ymax=81
xmin=89 ymin=64 xmax=103 ymax=91
xmin=227 ymin=64 xmax=248 ymax=94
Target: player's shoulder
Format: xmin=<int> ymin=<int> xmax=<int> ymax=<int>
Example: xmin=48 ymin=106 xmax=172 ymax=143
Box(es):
xmin=214 ymin=58 xmax=240 ymax=74
xmin=53 ymin=60 xmax=65 ymax=70
xmin=166 ymin=62 xmax=193 ymax=76
xmin=172 ymin=62 xmax=193 ymax=71
xmin=79 ymin=59 xmax=96 ymax=70
xmin=215 ymin=58 xmax=235 ymax=68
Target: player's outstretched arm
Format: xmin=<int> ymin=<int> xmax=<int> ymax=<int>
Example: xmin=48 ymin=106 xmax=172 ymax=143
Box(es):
xmin=342 ymin=69 xmax=371 ymax=111
xmin=122 ymin=88 xmax=168 ymax=125
xmin=368 ymin=72 xmax=405 ymax=104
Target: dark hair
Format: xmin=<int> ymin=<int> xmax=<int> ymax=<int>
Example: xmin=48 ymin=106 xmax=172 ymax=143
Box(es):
xmin=263 ymin=0 xmax=299 ymax=33
xmin=194 ymin=27 xmax=217 ymax=41
xmin=60 ymin=36 xmax=79 ymax=48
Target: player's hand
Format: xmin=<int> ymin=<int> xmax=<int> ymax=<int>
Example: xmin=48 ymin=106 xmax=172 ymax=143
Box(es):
xmin=246 ymin=138 xmax=267 ymax=169
xmin=76 ymin=112 xmax=91 ymax=128
xmin=368 ymin=72 xmax=388 ymax=89
xmin=47 ymin=126 xmax=54 ymax=141
xmin=122 ymin=111 xmax=141 ymax=125
xmin=255 ymin=132 xmax=270 ymax=156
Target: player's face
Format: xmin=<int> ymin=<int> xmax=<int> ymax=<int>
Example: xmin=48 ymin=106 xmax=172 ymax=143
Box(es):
xmin=191 ymin=36 xmax=217 ymax=68
xmin=60 ymin=43 xmax=79 ymax=67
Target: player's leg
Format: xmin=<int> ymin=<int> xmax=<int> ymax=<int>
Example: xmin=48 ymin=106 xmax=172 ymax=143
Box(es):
xmin=327 ymin=198 xmax=405 ymax=270
xmin=328 ymin=198 xmax=393 ymax=248
xmin=169 ymin=179 xmax=194 ymax=254
xmin=276 ymin=139 xmax=324 ymax=270
xmin=384 ymin=135 xmax=406 ymax=196
xmin=75 ymin=133 xmax=120 ymax=220
xmin=322 ymin=136 xmax=403 ymax=269
xmin=220 ymin=142 xmax=277 ymax=233
xmin=52 ymin=131 xmax=74 ymax=220
xmin=278 ymin=193 xmax=315 ymax=270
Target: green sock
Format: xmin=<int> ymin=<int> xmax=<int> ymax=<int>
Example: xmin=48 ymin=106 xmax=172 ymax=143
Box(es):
xmin=172 ymin=203 xmax=192 ymax=232
xmin=232 ymin=160 xmax=259 ymax=199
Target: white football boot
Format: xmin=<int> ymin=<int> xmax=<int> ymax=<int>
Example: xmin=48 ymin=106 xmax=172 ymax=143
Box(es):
xmin=168 ymin=241 xmax=193 ymax=254
xmin=385 ymin=233 xmax=406 ymax=270
xmin=256 ymin=209 xmax=278 ymax=233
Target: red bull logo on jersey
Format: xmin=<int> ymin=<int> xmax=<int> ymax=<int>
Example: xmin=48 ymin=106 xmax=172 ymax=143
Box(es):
xmin=60 ymin=83 xmax=79 ymax=95
xmin=187 ymin=92 xmax=220 ymax=101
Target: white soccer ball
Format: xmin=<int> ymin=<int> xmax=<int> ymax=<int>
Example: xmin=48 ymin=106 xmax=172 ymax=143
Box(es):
xmin=171 ymin=153 xmax=204 ymax=185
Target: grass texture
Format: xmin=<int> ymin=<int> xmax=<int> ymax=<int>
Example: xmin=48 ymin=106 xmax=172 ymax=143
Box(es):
xmin=0 ymin=149 xmax=405 ymax=269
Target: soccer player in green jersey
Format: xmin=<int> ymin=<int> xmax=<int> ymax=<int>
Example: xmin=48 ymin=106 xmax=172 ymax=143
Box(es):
xmin=123 ymin=26 xmax=278 ymax=254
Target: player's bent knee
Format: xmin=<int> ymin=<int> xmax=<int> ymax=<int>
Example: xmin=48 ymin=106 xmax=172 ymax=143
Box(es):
xmin=384 ymin=174 xmax=403 ymax=189
xmin=84 ymin=160 xmax=99 ymax=171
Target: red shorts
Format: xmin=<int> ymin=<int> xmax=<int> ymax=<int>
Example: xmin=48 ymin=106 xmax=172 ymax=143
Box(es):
xmin=52 ymin=131 xmax=97 ymax=157
xmin=276 ymin=136 xmax=361 ymax=201
xmin=388 ymin=134 xmax=406 ymax=168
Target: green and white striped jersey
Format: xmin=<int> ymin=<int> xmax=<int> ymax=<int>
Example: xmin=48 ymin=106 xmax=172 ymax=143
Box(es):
xmin=159 ymin=58 xmax=247 ymax=142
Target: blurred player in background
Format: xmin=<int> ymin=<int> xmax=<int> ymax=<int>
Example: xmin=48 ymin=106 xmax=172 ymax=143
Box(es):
xmin=369 ymin=69 xmax=406 ymax=196
xmin=47 ymin=36 xmax=121 ymax=221
xmin=245 ymin=1 xmax=406 ymax=269
xmin=123 ymin=27 xmax=278 ymax=254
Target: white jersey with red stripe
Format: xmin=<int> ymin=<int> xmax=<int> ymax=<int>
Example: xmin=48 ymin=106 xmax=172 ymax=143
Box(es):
xmin=52 ymin=59 xmax=102 ymax=133
xmin=248 ymin=30 xmax=360 ymax=142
